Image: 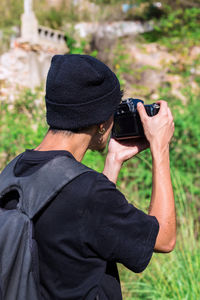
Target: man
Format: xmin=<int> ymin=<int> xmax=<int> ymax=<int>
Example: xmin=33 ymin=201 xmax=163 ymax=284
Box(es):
xmin=14 ymin=54 xmax=176 ymax=299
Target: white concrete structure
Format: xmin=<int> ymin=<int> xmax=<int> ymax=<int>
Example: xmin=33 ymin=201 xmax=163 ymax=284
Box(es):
xmin=0 ymin=0 xmax=68 ymax=89
xmin=24 ymin=0 xmax=33 ymax=14
xmin=37 ymin=25 xmax=67 ymax=50
xmin=21 ymin=0 xmax=67 ymax=52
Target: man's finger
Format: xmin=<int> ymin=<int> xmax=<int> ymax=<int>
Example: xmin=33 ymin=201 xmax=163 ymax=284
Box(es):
xmin=137 ymin=102 xmax=148 ymax=122
xmin=156 ymin=100 xmax=168 ymax=115
xmin=167 ymin=107 xmax=173 ymax=121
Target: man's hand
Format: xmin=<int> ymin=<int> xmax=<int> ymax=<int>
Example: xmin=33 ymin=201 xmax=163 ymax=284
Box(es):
xmin=137 ymin=100 xmax=174 ymax=155
xmin=103 ymin=137 xmax=149 ymax=184
xmin=138 ymin=100 xmax=176 ymax=253
xmin=107 ymin=137 xmax=149 ymax=165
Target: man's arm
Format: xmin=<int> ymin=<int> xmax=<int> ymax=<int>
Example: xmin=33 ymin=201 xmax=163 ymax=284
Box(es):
xmin=148 ymin=146 xmax=176 ymax=252
xmin=103 ymin=137 xmax=149 ymax=184
xmin=103 ymin=100 xmax=176 ymax=253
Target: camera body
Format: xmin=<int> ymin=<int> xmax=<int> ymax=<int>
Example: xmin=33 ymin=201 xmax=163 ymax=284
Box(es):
xmin=112 ymin=98 xmax=160 ymax=140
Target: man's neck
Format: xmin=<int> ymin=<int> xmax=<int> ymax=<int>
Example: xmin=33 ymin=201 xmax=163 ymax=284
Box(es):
xmin=34 ymin=131 xmax=93 ymax=162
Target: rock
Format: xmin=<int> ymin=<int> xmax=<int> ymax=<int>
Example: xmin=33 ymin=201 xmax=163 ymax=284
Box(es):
xmin=170 ymin=89 xmax=187 ymax=104
xmin=66 ymin=20 xmax=153 ymax=39
xmin=0 ymin=44 xmax=54 ymax=90
xmin=140 ymin=69 xmax=165 ymax=92
xmin=128 ymin=44 xmax=177 ymax=69
xmin=190 ymin=46 xmax=200 ymax=59
xmin=91 ymin=34 xmax=117 ymax=65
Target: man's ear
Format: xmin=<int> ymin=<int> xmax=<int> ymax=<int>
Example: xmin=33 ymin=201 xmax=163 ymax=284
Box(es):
xmin=98 ymin=123 xmax=106 ymax=135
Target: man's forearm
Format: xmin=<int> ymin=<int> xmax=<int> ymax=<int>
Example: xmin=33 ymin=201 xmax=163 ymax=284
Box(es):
xmin=103 ymin=153 xmax=122 ymax=184
xmin=149 ymin=146 xmax=176 ymax=252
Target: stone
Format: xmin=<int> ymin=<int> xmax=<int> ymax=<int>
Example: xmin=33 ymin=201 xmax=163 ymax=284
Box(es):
xmin=140 ymin=69 xmax=165 ymax=92
xmin=66 ymin=20 xmax=153 ymax=39
xmin=128 ymin=44 xmax=177 ymax=69
xmin=0 ymin=45 xmax=54 ymax=90
xmin=190 ymin=46 xmax=200 ymax=59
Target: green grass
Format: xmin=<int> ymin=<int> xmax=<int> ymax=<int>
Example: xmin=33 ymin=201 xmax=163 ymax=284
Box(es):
xmin=1 ymin=84 xmax=199 ymax=300
xmin=0 ymin=89 xmax=47 ymax=166
xmin=142 ymin=7 xmax=200 ymax=50
xmin=119 ymin=172 xmax=200 ymax=299
xmin=0 ymin=5 xmax=200 ymax=296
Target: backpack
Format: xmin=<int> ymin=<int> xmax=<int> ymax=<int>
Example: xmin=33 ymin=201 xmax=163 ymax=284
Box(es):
xmin=0 ymin=154 xmax=91 ymax=300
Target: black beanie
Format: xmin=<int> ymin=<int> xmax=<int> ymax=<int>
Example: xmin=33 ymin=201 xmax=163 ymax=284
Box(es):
xmin=45 ymin=54 xmax=121 ymax=130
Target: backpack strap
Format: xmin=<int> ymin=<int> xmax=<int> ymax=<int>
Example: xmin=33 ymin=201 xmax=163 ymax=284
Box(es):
xmin=0 ymin=154 xmax=23 ymax=195
xmin=0 ymin=154 xmax=92 ymax=219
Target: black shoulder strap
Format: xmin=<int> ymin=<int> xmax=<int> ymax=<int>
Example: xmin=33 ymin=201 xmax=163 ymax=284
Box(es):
xmin=0 ymin=154 xmax=92 ymax=219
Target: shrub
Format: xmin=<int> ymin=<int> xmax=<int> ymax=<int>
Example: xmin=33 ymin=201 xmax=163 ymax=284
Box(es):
xmin=142 ymin=7 xmax=200 ymax=47
xmin=119 ymin=176 xmax=200 ymax=299
xmin=0 ymin=89 xmax=47 ymax=166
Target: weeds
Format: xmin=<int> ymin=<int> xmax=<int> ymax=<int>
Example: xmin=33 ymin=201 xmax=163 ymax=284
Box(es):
xmin=0 ymin=2 xmax=199 ymax=299
xmin=120 ymin=171 xmax=200 ymax=299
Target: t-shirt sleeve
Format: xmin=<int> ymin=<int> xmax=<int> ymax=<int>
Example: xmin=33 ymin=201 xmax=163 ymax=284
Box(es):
xmin=84 ymin=173 xmax=159 ymax=273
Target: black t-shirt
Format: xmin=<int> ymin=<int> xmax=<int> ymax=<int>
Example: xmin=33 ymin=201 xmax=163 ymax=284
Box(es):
xmin=14 ymin=149 xmax=159 ymax=300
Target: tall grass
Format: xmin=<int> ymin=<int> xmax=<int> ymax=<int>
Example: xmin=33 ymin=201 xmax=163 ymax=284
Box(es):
xmin=119 ymin=169 xmax=200 ymax=299
xmin=0 ymin=78 xmax=199 ymax=300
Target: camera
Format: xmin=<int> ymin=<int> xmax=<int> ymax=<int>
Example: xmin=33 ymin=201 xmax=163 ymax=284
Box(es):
xmin=112 ymin=98 xmax=160 ymax=140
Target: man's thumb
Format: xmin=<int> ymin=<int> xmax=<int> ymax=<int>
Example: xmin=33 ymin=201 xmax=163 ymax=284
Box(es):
xmin=137 ymin=102 xmax=148 ymax=122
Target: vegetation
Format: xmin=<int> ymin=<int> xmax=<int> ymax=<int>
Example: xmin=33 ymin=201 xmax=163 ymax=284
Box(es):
xmin=119 ymin=185 xmax=200 ymax=299
xmin=1 ymin=84 xmax=199 ymax=300
xmin=0 ymin=1 xmax=200 ymax=299
xmin=0 ymin=0 xmax=23 ymax=28
xmin=142 ymin=7 xmax=200 ymax=49
xmin=0 ymin=89 xmax=46 ymax=165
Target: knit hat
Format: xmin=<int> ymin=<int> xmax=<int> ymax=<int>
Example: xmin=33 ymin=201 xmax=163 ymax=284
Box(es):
xmin=45 ymin=54 xmax=121 ymax=130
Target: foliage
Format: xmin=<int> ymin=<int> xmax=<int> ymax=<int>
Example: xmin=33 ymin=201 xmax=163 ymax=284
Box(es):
xmin=120 ymin=180 xmax=200 ymax=299
xmin=1 ymin=0 xmax=200 ymax=32
xmin=113 ymin=42 xmax=134 ymax=88
xmin=35 ymin=2 xmax=81 ymax=29
xmin=1 ymin=83 xmax=199 ymax=300
xmin=0 ymin=89 xmax=47 ymax=166
xmin=65 ymin=32 xmax=98 ymax=57
xmin=170 ymin=91 xmax=200 ymax=194
xmin=65 ymin=35 xmax=87 ymax=54
xmin=142 ymin=7 xmax=200 ymax=48
xmin=0 ymin=0 xmax=23 ymax=28
xmin=36 ymin=7 xmax=66 ymax=29
xmin=0 ymin=0 xmax=88 ymax=31
xmin=1 ymin=2 xmax=200 ymax=299
xmin=0 ymin=27 xmax=16 ymax=54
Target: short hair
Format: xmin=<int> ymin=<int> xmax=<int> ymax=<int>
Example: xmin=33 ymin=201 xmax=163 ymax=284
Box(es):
xmin=48 ymin=127 xmax=74 ymax=136
xmin=48 ymin=126 xmax=91 ymax=136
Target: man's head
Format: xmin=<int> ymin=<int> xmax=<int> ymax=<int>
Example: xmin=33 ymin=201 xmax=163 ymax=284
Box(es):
xmin=45 ymin=54 xmax=121 ymax=130
xmin=44 ymin=54 xmax=122 ymax=152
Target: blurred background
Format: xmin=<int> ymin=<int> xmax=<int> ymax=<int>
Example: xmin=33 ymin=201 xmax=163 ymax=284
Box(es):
xmin=0 ymin=0 xmax=199 ymax=299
